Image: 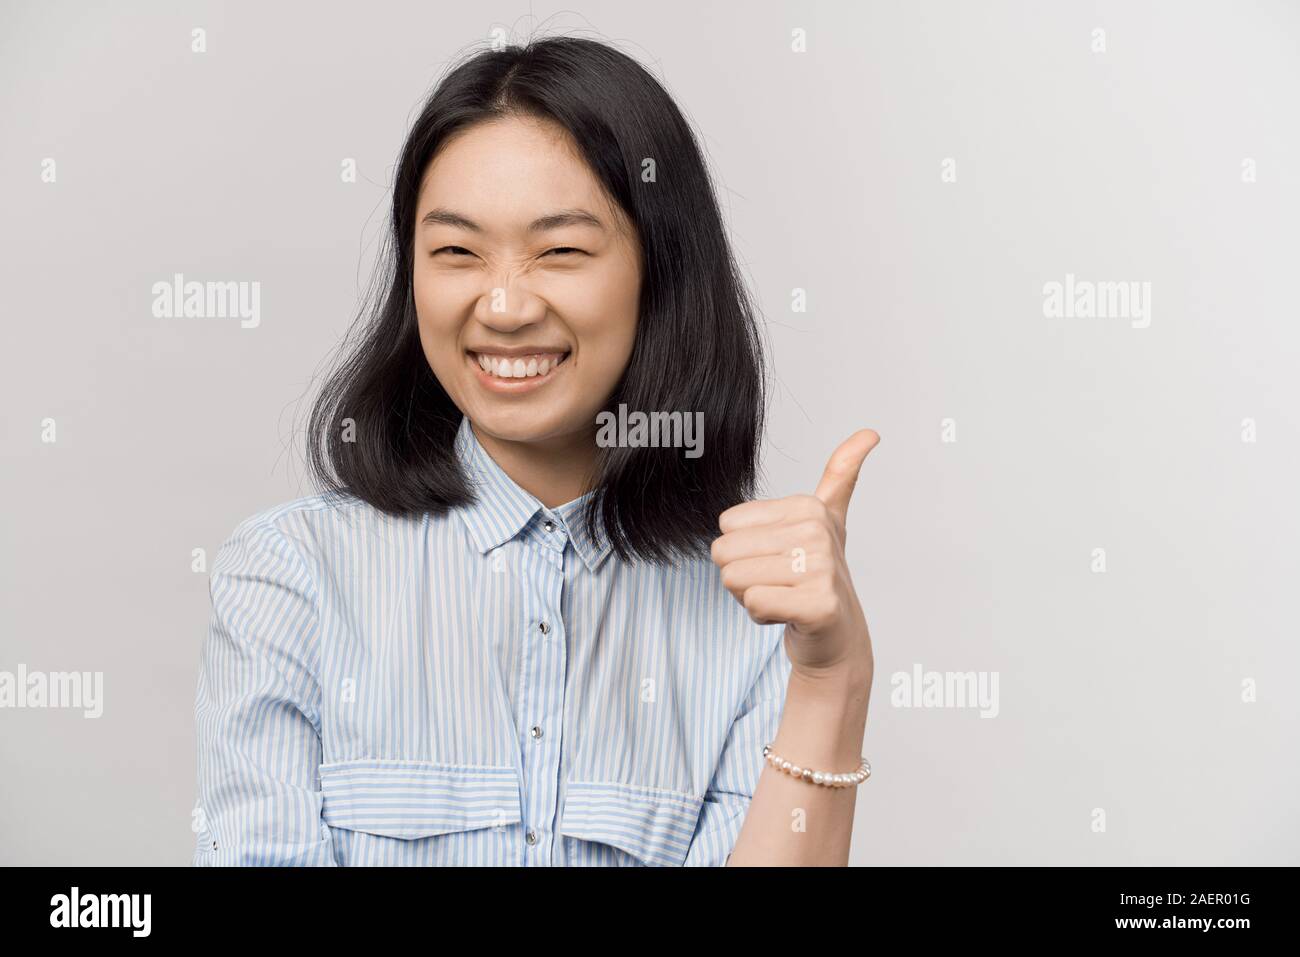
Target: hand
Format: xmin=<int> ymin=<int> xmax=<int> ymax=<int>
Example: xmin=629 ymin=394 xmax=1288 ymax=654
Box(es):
xmin=710 ymin=429 xmax=880 ymax=684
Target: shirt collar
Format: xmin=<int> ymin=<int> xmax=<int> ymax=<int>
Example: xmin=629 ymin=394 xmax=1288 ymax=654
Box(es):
xmin=452 ymin=416 xmax=612 ymax=573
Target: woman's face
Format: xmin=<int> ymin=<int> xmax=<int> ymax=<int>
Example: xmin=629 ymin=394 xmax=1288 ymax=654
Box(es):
xmin=412 ymin=115 xmax=642 ymax=448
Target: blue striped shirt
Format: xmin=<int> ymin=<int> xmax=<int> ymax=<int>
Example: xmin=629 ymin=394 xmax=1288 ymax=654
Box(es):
xmin=193 ymin=415 xmax=792 ymax=866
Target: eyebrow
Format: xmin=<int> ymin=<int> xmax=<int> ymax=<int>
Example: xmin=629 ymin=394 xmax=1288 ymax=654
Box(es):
xmin=418 ymin=207 xmax=606 ymax=233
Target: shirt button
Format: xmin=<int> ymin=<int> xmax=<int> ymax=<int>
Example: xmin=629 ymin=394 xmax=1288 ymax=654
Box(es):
xmin=525 ymin=829 xmax=538 ymax=845
xmin=530 ymin=725 xmax=543 ymax=740
xmin=543 ymin=520 xmax=555 ymax=532
xmin=539 ymin=621 xmax=550 ymax=635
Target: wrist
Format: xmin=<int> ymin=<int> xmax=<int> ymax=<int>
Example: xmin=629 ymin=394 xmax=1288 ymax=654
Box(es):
xmin=775 ymin=658 xmax=872 ymax=771
xmin=789 ymin=644 xmax=873 ymax=697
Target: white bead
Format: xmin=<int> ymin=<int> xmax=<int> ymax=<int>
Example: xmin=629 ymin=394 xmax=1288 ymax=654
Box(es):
xmin=763 ymin=745 xmax=878 ymax=788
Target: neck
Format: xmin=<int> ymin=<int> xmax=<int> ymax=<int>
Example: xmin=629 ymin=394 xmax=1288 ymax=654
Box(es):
xmin=472 ymin=421 xmax=598 ymax=509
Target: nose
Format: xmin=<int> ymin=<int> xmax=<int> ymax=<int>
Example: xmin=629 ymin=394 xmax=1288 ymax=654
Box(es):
xmin=474 ymin=277 xmax=547 ymax=332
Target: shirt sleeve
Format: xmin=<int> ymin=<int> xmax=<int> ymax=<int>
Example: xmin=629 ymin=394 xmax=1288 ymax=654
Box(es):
xmin=192 ymin=515 xmax=337 ymax=866
xmin=683 ymin=629 xmax=793 ymax=866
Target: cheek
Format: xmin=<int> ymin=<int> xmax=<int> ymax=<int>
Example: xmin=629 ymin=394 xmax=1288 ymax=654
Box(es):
xmin=569 ymin=312 xmax=636 ymax=379
xmin=412 ymin=271 xmax=440 ymax=329
xmin=412 ymin=275 xmax=462 ymax=356
xmin=569 ymin=264 xmax=640 ymax=354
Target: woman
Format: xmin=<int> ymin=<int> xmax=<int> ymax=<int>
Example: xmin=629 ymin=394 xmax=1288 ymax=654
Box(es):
xmin=193 ymin=35 xmax=879 ymax=867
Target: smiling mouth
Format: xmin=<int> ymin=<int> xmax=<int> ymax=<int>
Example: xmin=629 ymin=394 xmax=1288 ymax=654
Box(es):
xmin=469 ymin=351 xmax=571 ymax=380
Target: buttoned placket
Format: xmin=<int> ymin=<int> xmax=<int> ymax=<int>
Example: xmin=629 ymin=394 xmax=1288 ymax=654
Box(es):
xmin=517 ymin=510 xmax=569 ymax=865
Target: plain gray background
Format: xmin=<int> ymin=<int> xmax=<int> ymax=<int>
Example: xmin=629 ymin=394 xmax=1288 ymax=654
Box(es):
xmin=2 ymin=0 xmax=1297 ymax=866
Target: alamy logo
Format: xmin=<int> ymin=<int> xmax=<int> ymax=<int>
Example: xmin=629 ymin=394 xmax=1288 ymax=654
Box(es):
xmin=151 ymin=272 xmax=261 ymax=328
xmin=0 ymin=665 xmax=102 ymax=718
xmin=1042 ymin=273 xmax=1151 ymax=328
xmin=50 ymin=887 xmax=151 ymax=937
xmin=890 ymin=664 xmax=999 ymax=718
xmin=595 ymin=404 xmax=704 ymax=459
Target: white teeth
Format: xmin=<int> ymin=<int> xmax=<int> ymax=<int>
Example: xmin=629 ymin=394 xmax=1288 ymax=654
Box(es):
xmin=475 ymin=353 xmax=569 ymax=380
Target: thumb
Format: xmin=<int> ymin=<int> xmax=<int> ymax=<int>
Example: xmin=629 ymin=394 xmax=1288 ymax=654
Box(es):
xmin=812 ymin=428 xmax=881 ymax=527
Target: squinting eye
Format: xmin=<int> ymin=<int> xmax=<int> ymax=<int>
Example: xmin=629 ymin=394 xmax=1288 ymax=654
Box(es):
xmin=544 ymin=247 xmax=584 ymax=257
xmin=432 ymin=246 xmax=474 ymax=256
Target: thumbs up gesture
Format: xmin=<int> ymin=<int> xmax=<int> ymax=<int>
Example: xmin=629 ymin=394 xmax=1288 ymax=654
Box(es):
xmin=711 ymin=429 xmax=880 ymax=681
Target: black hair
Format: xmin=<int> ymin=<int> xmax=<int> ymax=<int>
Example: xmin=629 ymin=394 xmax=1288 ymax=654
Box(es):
xmin=307 ymin=35 xmax=767 ymax=565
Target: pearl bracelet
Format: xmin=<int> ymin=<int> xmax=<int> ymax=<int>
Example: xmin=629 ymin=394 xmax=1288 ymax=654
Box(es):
xmin=762 ymin=743 xmax=871 ymax=788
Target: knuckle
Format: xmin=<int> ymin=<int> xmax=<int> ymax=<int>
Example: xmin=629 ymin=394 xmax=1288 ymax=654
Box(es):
xmin=795 ymin=519 xmax=830 ymax=547
xmin=786 ymin=495 xmax=821 ymax=522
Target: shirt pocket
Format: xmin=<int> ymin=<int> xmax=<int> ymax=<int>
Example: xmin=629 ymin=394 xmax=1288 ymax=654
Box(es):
xmin=319 ymin=759 xmax=523 ymax=865
xmin=559 ymin=780 xmax=704 ymax=867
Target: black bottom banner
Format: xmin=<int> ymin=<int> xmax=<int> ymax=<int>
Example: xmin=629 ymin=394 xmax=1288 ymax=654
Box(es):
xmin=3 ymin=865 xmax=1287 ymax=944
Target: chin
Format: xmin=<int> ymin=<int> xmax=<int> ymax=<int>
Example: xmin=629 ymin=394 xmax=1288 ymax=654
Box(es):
xmin=467 ymin=406 xmax=573 ymax=445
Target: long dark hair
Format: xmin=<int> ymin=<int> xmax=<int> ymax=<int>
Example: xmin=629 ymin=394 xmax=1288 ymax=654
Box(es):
xmin=307 ymin=35 xmax=767 ymax=565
